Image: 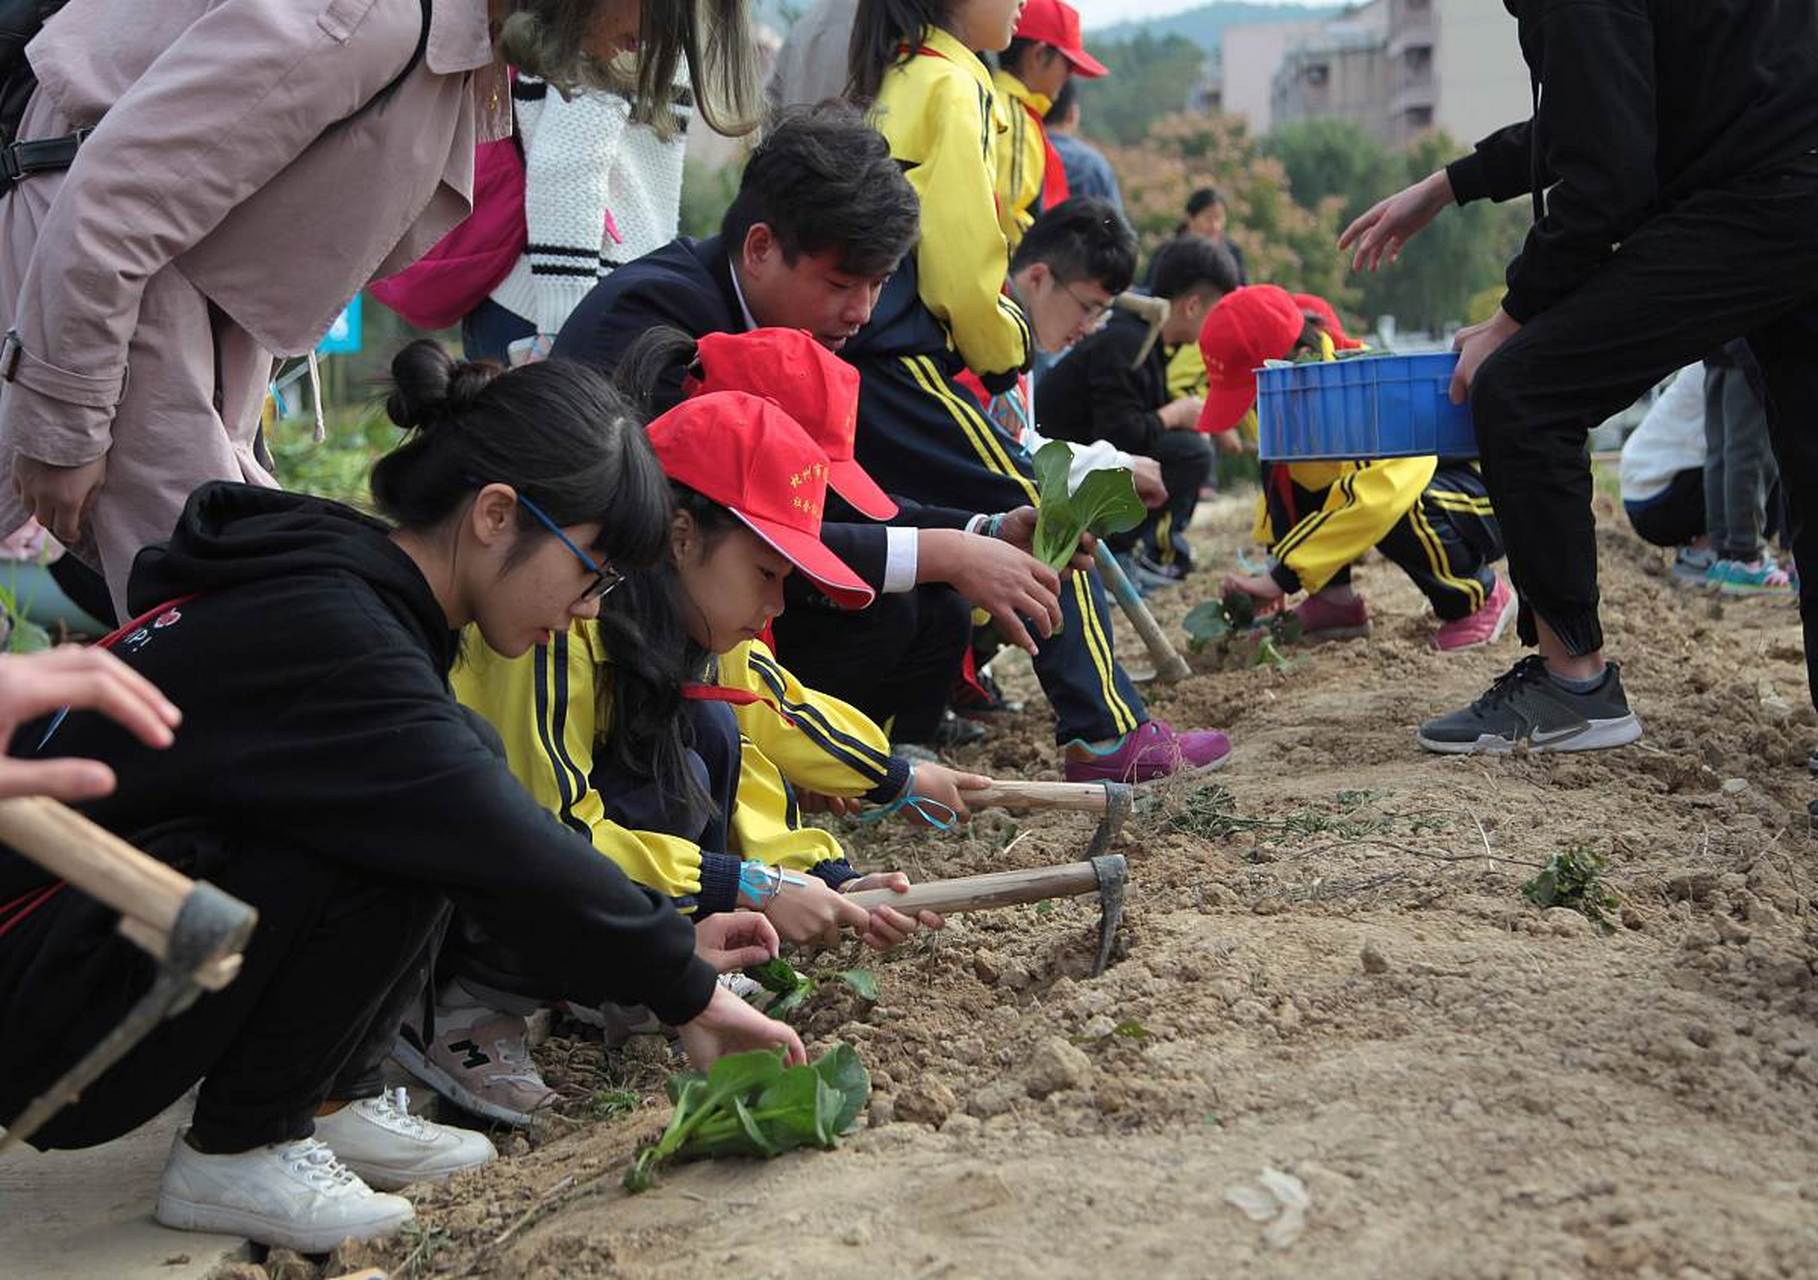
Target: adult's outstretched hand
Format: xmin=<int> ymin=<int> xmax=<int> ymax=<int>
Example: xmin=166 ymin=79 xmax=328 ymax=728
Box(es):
xmin=1338 ymin=169 xmax=1456 ymax=273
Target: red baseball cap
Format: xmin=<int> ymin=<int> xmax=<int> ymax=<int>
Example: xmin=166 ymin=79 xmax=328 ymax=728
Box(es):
xmin=682 ymin=328 xmax=899 ymax=522
xmin=1292 ymin=293 xmax=1364 ymax=350
xmin=646 ymin=391 xmax=876 ymax=610
xmin=1196 ymin=285 xmax=1310 ymax=434
xmin=1014 ymin=0 xmax=1107 ymax=78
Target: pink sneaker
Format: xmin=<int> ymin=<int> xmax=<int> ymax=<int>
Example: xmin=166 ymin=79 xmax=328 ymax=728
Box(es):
xmin=1433 ymin=575 xmax=1517 ymax=652
xmin=1293 ymin=592 xmax=1372 ymax=641
xmin=1064 ymin=719 xmax=1232 ymax=783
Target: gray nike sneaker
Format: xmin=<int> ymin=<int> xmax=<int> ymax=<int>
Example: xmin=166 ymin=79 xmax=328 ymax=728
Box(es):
xmin=1417 ymin=656 xmax=1643 ymax=754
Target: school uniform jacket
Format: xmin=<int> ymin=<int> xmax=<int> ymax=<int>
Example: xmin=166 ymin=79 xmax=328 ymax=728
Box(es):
xmin=452 ymin=624 xmax=910 ymax=914
xmin=870 ymin=26 xmax=1032 ymax=384
xmin=990 ymin=68 xmax=1065 ymax=250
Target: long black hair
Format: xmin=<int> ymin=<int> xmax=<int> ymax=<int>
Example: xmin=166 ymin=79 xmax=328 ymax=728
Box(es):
xmin=591 ymin=485 xmax=742 ymax=830
xmin=372 ymin=340 xmax=669 ymax=572
xmin=847 ymin=0 xmax=950 ymax=105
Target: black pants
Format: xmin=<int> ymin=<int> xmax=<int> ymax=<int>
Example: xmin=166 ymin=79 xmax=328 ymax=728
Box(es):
xmin=0 ymin=830 xmax=445 ymax=1152
xmin=849 ymin=351 xmax=1146 ymax=743
xmin=1470 ymin=159 xmax=1818 ymax=690
xmin=1108 ymin=431 xmax=1214 ymax=572
xmin=771 ymin=583 xmax=970 ymax=744
xmin=1626 ymin=468 xmax=1707 ymax=549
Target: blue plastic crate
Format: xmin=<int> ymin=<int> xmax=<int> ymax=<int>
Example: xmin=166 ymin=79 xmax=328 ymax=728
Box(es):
xmin=1255 ymin=351 xmax=1478 ymax=461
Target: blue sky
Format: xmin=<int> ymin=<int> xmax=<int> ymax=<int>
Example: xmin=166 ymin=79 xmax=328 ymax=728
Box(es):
xmin=1074 ymin=0 xmax=1330 ymax=31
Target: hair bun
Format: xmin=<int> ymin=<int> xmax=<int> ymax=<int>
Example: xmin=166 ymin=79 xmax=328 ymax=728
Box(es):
xmin=385 ymin=339 xmax=499 ymax=432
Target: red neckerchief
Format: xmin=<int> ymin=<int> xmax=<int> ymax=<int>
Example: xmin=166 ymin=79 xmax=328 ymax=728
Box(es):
xmin=1019 ymin=100 xmax=1071 ymax=211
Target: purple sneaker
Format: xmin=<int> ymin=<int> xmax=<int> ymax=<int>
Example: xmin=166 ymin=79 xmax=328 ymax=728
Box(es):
xmin=1064 ymin=719 xmax=1232 ymax=784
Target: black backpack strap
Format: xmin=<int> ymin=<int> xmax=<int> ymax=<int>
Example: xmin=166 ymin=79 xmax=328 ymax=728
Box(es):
xmin=357 ymin=0 xmax=433 ymax=119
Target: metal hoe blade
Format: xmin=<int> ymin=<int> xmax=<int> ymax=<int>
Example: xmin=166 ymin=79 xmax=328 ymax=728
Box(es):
xmin=0 ymin=881 xmax=256 ymax=1153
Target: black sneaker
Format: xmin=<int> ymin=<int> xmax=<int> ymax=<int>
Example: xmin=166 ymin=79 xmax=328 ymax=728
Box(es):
xmin=931 ymin=710 xmax=988 ymax=748
xmin=1416 ymin=656 xmax=1643 ymax=754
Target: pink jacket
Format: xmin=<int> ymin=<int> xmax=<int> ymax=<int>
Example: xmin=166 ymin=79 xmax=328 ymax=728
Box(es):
xmin=0 ymin=0 xmax=509 ymax=466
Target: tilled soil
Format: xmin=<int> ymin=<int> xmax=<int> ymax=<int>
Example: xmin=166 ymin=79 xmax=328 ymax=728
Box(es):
xmin=367 ymin=490 xmax=1818 ymax=1280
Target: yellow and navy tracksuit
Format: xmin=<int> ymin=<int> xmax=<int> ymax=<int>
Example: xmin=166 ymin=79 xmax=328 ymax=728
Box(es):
xmin=990 ymin=67 xmax=1057 ymax=251
xmin=452 ymin=624 xmax=910 ymax=915
xmin=847 ymin=30 xmax=1144 ymax=746
xmin=870 ymin=26 xmax=1032 ymax=384
xmin=1254 ymin=343 xmax=1499 ymax=620
xmin=1259 ymin=455 xmax=1502 ymax=620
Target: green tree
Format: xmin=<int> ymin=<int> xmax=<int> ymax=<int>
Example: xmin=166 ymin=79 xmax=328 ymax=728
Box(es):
xmin=1350 ymin=133 xmax=1529 ymax=334
xmin=1079 ymin=34 xmax=1208 ymax=146
xmin=1104 ymin=112 xmax=1353 ymax=307
xmin=1262 ymin=118 xmax=1395 ymax=221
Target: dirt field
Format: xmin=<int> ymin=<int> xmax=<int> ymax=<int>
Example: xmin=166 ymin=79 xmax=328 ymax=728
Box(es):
xmin=360 ymin=489 xmax=1818 ymax=1280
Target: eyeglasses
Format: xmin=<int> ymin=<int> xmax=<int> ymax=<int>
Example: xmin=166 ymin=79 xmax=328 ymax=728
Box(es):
xmin=515 ymin=493 xmax=623 ymax=602
xmin=1062 ymin=281 xmax=1112 ymax=325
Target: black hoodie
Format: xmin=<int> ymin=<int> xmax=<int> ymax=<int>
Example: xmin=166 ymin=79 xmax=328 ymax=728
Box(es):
xmin=1446 ymin=0 xmax=1818 ymax=323
xmin=0 ymin=484 xmax=717 ymax=1026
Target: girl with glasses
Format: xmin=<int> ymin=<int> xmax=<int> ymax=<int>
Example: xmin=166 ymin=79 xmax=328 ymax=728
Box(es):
xmin=0 ymin=340 xmax=800 ymax=1252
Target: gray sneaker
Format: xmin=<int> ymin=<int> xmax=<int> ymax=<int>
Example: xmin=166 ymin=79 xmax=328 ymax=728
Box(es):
xmin=1417 ymin=656 xmax=1642 ymax=754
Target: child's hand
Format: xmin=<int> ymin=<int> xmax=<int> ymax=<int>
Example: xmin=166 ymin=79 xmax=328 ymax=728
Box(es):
xmin=795 ymin=790 xmax=863 ymax=817
xmin=764 ymin=875 xmax=872 ymax=947
xmin=842 ymin=871 xmax=944 ymax=950
xmin=693 ymin=911 xmax=781 ymax=972
xmin=1221 ymin=571 xmax=1286 ymax=615
xmin=910 ymin=763 xmax=992 ymax=823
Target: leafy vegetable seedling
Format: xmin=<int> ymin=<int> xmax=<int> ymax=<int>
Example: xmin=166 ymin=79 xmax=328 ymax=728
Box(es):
xmin=1522 ymin=845 xmax=1618 ymax=931
xmin=744 ymin=956 xmax=879 ymax=1019
xmin=1183 ymin=589 xmax=1302 ymax=668
xmin=1031 ymin=441 xmax=1147 ymax=575
xmin=624 ymin=1045 xmax=871 ymax=1192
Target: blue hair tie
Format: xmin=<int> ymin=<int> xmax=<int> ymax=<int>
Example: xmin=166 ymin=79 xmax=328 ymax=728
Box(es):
xmin=859 ymin=793 xmax=957 ymax=832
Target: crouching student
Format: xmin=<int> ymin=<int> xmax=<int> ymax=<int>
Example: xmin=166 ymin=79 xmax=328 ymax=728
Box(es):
xmin=425 ymin=390 xmax=984 ymax=1126
xmin=1204 ymin=286 xmax=1515 ymax=652
xmin=1034 ymin=234 xmax=1241 ymax=588
xmin=1619 ymin=364 xmax=1712 ymax=581
xmin=0 ymin=342 xmax=802 ymax=1252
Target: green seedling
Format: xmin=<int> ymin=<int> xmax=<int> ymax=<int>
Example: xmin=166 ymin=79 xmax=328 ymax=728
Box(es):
xmin=1522 ymin=845 xmax=1618 ymax=930
xmin=587 ymin=1087 xmax=641 ymax=1121
xmin=1031 ymin=440 xmax=1146 ymax=574
xmin=744 ymin=957 xmax=880 ymax=1018
xmin=1182 ymin=589 xmax=1301 ymax=665
xmin=624 ymin=1045 xmax=870 ymax=1192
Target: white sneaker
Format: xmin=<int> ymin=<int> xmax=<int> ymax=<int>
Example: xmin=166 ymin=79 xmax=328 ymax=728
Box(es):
xmin=155 ymin=1131 xmax=414 ymax=1253
xmin=313 ymin=1087 xmax=496 ymax=1191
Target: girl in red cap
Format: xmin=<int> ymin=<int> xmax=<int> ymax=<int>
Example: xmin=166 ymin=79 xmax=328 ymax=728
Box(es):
xmin=1199 ymin=286 xmax=1516 ymax=651
xmin=431 ymin=390 xmax=984 ymax=1125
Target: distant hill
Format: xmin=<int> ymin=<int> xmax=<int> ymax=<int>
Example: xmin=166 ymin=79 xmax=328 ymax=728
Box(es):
xmin=1091 ymin=2 xmax=1346 ymax=55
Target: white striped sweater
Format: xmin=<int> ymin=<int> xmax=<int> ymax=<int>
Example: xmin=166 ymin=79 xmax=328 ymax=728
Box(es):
xmin=489 ymin=70 xmax=693 ymax=337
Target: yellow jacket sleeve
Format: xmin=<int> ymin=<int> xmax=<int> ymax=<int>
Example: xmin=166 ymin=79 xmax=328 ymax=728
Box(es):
xmin=991 ymin=69 xmax=1044 ymax=251
xmin=451 ymin=623 xmax=724 ymax=912
xmin=717 ymin=640 xmax=913 ymax=803
xmin=873 ymin=38 xmax=1032 ymax=380
xmin=727 ymin=744 xmax=858 ymax=885
xmin=1166 ymin=342 xmax=1210 ymax=401
xmin=1270 ymin=456 xmax=1438 ymax=594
